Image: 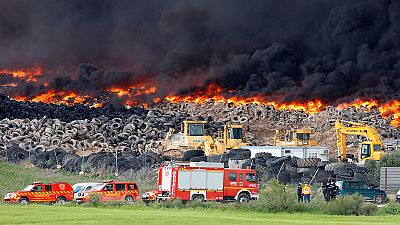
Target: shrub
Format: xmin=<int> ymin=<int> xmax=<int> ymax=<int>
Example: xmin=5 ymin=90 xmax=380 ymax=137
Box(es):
xmin=256 ymin=179 xmax=298 ymax=213
xmin=323 ymin=194 xmax=365 ymax=215
xmin=359 ymin=202 xmax=378 ymax=216
xmin=377 ymin=202 xmax=400 ymax=215
xmin=85 ymin=193 xmax=103 ymax=207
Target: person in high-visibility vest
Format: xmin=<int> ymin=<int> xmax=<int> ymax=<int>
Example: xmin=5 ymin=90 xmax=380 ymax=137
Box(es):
xmin=302 ymin=183 xmax=312 ymax=203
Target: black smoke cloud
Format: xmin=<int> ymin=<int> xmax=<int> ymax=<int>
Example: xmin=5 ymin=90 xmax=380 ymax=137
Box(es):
xmin=0 ymin=0 xmax=399 ymax=104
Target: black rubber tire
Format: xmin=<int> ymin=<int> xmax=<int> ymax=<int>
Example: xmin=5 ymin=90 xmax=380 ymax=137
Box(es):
xmin=255 ymin=164 xmax=268 ymax=173
xmin=290 ymin=156 xmax=299 ymax=167
xmin=285 ymin=165 xmax=298 ymax=174
xmin=191 ymin=195 xmax=205 ymax=202
xmin=237 ymin=193 xmax=250 ymax=203
xmin=325 ymin=162 xmax=346 ymax=171
xmin=228 ymin=149 xmax=251 ymax=160
xmin=254 ymin=158 xmax=267 ymax=166
xmin=297 ymin=158 xmax=321 ymax=168
xmin=374 ymin=194 xmax=385 ymax=204
xmin=56 ymin=196 xmax=66 ymax=204
xmin=334 ymin=166 xmax=354 ymax=177
xmin=183 ymin=150 xmax=205 ymax=161
xmin=125 ymin=195 xmax=134 ymax=205
xmin=19 ymin=197 xmax=29 ymax=205
xmin=255 ymin=152 xmax=272 ymax=159
xmin=190 ymin=156 xmax=208 ymax=162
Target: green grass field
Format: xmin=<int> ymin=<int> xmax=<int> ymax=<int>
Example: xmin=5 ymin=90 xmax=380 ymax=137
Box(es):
xmin=0 ymin=204 xmax=399 ymax=225
xmin=0 ymin=160 xmax=96 ymax=197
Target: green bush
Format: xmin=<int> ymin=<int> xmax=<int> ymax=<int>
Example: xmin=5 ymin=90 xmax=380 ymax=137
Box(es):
xmin=359 ymin=202 xmax=378 ymax=216
xmin=377 ymin=202 xmax=400 ymax=215
xmin=323 ymin=194 xmax=365 ymax=215
xmin=256 ymin=179 xmax=298 ymax=213
xmin=85 ymin=193 xmax=103 ymax=207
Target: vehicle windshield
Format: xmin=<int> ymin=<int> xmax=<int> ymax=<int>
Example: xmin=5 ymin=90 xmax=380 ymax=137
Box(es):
xmin=92 ymin=184 xmax=106 ymax=191
xmin=188 ymin=124 xmax=204 ymax=136
xmin=228 ymin=128 xmax=243 ymax=139
xmin=22 ymin=185 xmax=35 ymax=191
xmin=297 ymin=133 xmax=310 ymax=141
xmin=73 ymin=185 xmax=85 ymax=193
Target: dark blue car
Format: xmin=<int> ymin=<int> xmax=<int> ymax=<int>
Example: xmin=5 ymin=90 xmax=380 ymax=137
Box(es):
xmin=335 ymin=181 xmax=387 ymax=204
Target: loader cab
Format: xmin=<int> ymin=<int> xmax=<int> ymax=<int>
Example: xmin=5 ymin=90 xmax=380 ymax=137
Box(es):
xmin=224 ymin=124 xmax=246 ymax=146
xmin=181 ymin=121 xmax=211 ymax=148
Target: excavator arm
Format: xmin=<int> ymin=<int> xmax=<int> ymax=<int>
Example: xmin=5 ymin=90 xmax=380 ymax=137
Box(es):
xmin=335 ymin=119 xmax=383 ymax=161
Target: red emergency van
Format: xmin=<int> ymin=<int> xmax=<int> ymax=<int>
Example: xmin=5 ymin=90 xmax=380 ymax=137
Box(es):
xmin=75 ymin=180 xmax=139 ymax=204
xmin=3 ymin=181 xmax=74 ymax=204
xmin=143 ymin=162 xmax=258 ymax=203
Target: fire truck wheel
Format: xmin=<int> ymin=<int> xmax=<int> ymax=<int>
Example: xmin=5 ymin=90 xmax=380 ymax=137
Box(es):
xmin=56 ymin=197 xmax=67 ymax=204
xmin=237 ymin=193 xmax=250 ymax=203
xmin=19 ymin=197 xmax=29 ymax=205
xmin=191 ymin=194 xmax=205 ymax=202
xmin=125 ymin=196 xmax=134 ymax=205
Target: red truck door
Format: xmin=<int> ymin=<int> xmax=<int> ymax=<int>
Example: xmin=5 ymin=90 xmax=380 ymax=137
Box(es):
xmin=30 ymin=184 xmax=46 ymax=202
xmin=44 ymin=184 xmax=55 ymax=202
xmin=101 ymin=183 xmax=115 ymax=202
xmin=224 ymin=171 xmax=239 ymax=197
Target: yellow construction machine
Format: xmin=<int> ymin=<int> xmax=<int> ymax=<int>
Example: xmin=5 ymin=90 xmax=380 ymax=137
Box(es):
xmin=335 ymin=119 xmax=384 ymax=162
xmin=160 ymin=120 xmax=247 ymax=156
xmin=274 ymin=129 xmax=319 ymax=146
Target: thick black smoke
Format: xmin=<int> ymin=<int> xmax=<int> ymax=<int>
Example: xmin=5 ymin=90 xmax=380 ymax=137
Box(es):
xmin=0 ymin=0 xmax=399 ymax=104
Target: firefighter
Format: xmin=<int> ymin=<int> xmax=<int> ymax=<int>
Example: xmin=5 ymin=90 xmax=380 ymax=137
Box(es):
xmin=321 ymin=182 xmax=329 ymax=202
xmin=330 ymin=182 xmax=338 ymax=201
xmin=302 ymin=183 xmax=312 ymax=203
xmin=296 ymin=183 xmax=303 ymax=203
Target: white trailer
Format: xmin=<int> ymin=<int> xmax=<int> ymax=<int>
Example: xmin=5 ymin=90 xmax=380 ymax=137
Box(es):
xmin=242 ymin=146 xmax=329 ymax=162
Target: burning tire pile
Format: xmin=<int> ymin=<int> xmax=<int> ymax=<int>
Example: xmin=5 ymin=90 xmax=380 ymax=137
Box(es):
xmin=0 ymin=94 xmax=398 ymax=184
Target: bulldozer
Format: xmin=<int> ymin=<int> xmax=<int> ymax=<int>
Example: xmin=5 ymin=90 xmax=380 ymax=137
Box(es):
xmin=274 ymin=129 xmax=319 ymax=146
xmin=335 ymin=119 xmax=384 ymax=162
xmin=159 ymin=120 xmax=247 ymax=156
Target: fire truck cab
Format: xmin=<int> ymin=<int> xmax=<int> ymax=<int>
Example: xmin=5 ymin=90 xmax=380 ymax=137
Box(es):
xmin=74 ymin=180 xmax=139 ymax=204
xmin=3 ymin=181 xmax=73 ymax=204
xmin=154 ymin=162 xmax=258 ymax=202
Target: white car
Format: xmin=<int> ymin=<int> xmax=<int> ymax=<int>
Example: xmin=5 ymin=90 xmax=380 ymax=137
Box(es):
xmin=72 ymin=183 xmax=101 ymax=199
xmin=397 ymin=190 xmax=400 ymax=202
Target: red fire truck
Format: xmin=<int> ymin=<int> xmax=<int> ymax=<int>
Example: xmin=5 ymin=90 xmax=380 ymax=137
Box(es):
xmin=143 ymin=162 xmax=258 ymax=203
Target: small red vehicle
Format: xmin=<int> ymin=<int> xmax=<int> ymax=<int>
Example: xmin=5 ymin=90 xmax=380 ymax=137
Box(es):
xmin=74 ymin=180 xmax=139 ymax=204
xmin=3 ymin=181 xmax=74 ymax=204
xmin=142 ymin=162 xmax=259 ymax=203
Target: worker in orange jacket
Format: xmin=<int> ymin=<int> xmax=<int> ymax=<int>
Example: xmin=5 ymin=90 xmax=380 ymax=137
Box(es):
xmin=302 ymin=183 xmax=312 ymax=203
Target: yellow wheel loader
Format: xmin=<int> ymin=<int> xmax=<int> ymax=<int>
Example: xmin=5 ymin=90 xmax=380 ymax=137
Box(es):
xmin=274 ymin=129 xmax=319 ymax=146
xmin=159 ymin=120 xmax=247 ymax=156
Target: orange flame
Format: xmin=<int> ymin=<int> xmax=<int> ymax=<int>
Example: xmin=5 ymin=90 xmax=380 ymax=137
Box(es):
xmin=0 ymin=67 xmax=43 ymax=82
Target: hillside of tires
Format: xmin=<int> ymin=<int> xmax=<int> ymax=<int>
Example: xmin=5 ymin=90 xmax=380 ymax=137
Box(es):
xmin=1 ymin=94 xmax=399 ymax=185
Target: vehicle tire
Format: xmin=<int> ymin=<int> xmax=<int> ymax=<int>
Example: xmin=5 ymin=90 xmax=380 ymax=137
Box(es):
xmin=237 ymin=193 xmax=250 ymax=203
xmin=254 ymin=157 xmax=267 ymax=166
xmin=183 ymin=150 xmax=205 ymax=161
xmin=228 ymin=149 xmax=251 ymax=160
xmin=374 ymin=194 xmax=384 ymax=204
xmin=255 ymin=152 xmax=272 ymax=159
xmin=334 ymin=166 xmax=354 ymax=177
xmin=297 ymin=158 xmax=321 ymax=168
xmin=190 ymin=156 xmax=208 ymax=162
xmin=55 ymin=196 xmax=66 ymax=204
xmin=290 ymin=156 xmax=299 ymax=167
xmin=191 ymin=195 xmax=204 ymax=202
xmin=125 ymin=195 xmax=134 ymax=205
xmin=255 ymin=164 xmax=268 ymax=173
xmin=324 ymin=162 xmax=346 ymax=171
xmin=19 ymin=197 xmax=29 ymax=205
